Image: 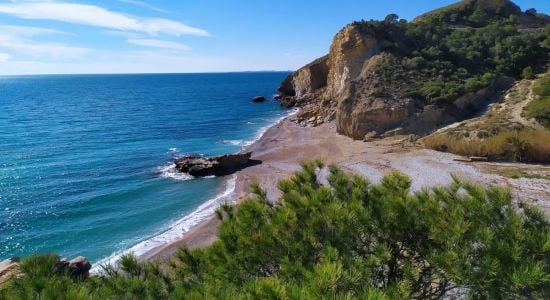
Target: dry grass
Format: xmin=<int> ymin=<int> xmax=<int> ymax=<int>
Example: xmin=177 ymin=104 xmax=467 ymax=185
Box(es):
xmin=423 ymin=129 xmax=550 ymax=163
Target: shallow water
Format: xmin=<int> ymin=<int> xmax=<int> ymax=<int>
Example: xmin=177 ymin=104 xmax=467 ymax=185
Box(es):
xmin=0 ymin=72 xmax=288 ymax=262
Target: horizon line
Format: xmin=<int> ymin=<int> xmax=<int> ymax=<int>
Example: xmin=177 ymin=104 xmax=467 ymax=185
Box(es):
xmin=0 ymin=70 xmax=294 ymax=77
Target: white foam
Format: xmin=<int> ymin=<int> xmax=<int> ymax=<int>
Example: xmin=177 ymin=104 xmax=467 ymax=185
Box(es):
xmin=157 ymin=163 xmax=193 ymax=181
xmin=220 ymin=139 xmax=247 ymax=147
xmin=219 ymin=109 xmax=298 ymax=151
xmin=246 ymin=108 xmax=298 ymax=149
xmin=91 ymin=175 xmax=237 ymax=274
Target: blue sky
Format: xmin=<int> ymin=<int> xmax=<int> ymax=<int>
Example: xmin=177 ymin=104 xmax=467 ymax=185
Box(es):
xmin=0 ymin=0 xmax=547 ymax=75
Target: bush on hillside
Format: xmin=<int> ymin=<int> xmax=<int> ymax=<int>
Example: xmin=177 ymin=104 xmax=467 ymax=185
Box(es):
xmin=527 ymin=74 xmax=550 ymax=128
xmin=358 ymin=8 xmax=549 ymax=106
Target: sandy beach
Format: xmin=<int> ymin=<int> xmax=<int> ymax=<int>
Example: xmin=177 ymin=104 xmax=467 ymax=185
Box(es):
xmin=141 ymin=115 xmax=550 ymax=261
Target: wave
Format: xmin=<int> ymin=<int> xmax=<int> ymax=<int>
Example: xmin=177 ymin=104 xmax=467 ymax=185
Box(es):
xmin=220 ymin=139 xmax=248 ymax=147
xmin=91 ymin=175 xmax=236 ymax=274
xmin=218 ymin=109 xmax=298 ymax=150
xmin=157 ymin=163 xmax=193 ymax=181
xmin=248 ymin=108 xmax=298 ymax=147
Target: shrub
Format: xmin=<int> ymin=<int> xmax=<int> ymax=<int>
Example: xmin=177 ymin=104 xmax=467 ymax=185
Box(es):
xmin=1 ymin=163 xmax=549 ymax=299
xmin=527 ymin=74 xmax=550 ymax=128
xmin=522 ymin=66 xmax=535 ymax=79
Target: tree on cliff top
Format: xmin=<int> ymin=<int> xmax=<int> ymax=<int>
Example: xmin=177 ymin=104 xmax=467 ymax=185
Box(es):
xmin=2 ymin=162 xmax=549 ymax=299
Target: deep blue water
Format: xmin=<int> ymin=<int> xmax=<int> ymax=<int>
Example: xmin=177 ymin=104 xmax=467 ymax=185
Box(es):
xmin=0 ymin=72 xmax=289 ymax=262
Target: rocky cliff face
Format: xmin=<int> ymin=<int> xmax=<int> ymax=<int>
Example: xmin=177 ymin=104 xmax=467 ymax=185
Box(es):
xmin=279 ymin=22 xmax=418 ymax=139
xmin=279 ymin=56 xmax=328 ymax=100
xmin=279 ymin=0 xmax=548 ymax=140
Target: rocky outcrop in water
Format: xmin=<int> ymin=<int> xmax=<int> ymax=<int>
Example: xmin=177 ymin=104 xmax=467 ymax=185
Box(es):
xmin=175 ymin=152 xmax=260 ymax=177
xmin=252 ymin=96 xmax=266 ymax=103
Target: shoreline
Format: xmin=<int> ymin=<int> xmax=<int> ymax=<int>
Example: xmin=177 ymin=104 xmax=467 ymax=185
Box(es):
xmin=137 ymin=110 xmax=299 ymax=262
xmin=91 ymin=109 xmax=298 ymax=272
xmin=139 ymin=113 xmax=550 ymax=263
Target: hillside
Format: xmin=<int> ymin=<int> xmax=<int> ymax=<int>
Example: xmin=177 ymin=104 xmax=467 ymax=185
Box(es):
xmin=279 ymin=0 xmax=550 ymax=142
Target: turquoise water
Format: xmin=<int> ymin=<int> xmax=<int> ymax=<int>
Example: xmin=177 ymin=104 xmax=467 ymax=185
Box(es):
xmin=0 ymin=72 xmax=289 ymax=263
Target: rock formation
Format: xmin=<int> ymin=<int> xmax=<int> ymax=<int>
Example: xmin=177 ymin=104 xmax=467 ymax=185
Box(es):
xmin=175 ymin=152 xmax=261 ymax=177
xmin=0 ymin=255 xmax=92 ymax=285
xmin=278 ymin=0 xmax=549 ymax=140
xmin=278 ymin=22 xmax=420 ymax=139
xmin=252 ymin=96 xmax=266 ymax=103
xmin=55 ymin=256 xmax=92 ymax=280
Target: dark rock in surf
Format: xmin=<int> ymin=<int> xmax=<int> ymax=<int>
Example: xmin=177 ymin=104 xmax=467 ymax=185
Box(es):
xmin=252 ymin=96 xmax=267 ymax=103
xmin=175 ymin=152 xmax=261 ymax=177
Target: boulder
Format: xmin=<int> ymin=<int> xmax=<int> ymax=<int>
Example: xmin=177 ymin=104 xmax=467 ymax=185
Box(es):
xmin=175 ymin=152 xmax=260 ymax=177
xmin=55 ymin=256 xmax=91 ymax=280
xmin=252 ymin=96 xmax=266 ymax=103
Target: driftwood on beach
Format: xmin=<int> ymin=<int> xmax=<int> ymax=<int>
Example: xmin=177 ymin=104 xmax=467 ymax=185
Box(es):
xmin=175 ymin=152 xmax=261 ymax=177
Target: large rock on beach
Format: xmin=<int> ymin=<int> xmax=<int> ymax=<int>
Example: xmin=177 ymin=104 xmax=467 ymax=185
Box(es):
xmin=175 ymin=152 xmax=260 ymax=177
xmin=55 ymin=256 xmax=92 ymax=280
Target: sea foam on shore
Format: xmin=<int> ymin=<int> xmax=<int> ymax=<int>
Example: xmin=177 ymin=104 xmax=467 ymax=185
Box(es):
xmin=91 ymin=175 xmax=236 ymax=273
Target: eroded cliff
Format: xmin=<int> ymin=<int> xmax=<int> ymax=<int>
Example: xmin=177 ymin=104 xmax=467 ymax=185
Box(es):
xmin=279 ymin=0 xmax=549 ymax=140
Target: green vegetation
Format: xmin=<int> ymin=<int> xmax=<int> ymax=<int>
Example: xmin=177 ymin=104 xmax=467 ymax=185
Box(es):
xmin=526 ymin=73 xmax=550 ymax=128
xmin=356 ymin=4 xmax=549 ymax=105
xmin=499 ymin=169 xmax=550 ymax=180
xmin=2 ymin=162 xmax=549 ymax=299
xmin=423 ymin=129 xmax=550 ymax=162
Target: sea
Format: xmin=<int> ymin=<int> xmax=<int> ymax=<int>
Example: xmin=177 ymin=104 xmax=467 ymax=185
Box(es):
xmin=0 ymin=72 xmax=290 ymax=265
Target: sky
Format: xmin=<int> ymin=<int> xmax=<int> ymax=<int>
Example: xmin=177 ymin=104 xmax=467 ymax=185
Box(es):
xmin=0 ymin=0 xmax=548 ymax=75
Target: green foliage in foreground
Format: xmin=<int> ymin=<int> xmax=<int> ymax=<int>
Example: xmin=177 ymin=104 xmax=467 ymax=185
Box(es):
xmin=527 ymin=73 xmax=550 ymax=128
xmin=2 ymin=162 xmax=549 ymax=299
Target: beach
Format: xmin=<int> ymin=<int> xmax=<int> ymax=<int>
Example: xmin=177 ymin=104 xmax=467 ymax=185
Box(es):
xmin=140 ymin=114 xmax=550 ymax=262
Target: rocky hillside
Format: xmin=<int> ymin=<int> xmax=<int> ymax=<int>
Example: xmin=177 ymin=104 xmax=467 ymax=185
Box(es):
xmin=279 ymin=0 xmax=550 ymax=140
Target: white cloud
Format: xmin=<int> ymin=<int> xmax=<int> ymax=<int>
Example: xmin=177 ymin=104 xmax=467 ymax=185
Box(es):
xmin=0 ymin=33 xmax=91 ymax=59
xmin=117 ymin=0 xmax=168 ymax=14
xmin=0 ymin=1 xmax=209 ymax=36
xmin=126 ymin=39 xmax=191 ymax=50
xmin=0 ymin=52 xmax=11 ymax=62
xmin=0 ymin=25 xmax=67 ymax=37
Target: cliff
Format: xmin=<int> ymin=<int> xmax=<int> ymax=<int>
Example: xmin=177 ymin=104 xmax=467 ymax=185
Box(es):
xmin=279 ymin=0 xmax=550 ymax=140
